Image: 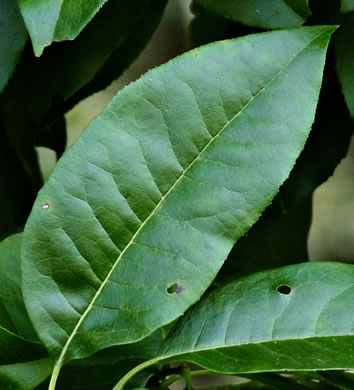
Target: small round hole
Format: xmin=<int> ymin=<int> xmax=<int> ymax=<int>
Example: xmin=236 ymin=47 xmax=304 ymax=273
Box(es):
xmin=167 ymin=283 xmax=184 ymax=295
xmin=42 ymin=202 xmax=50 ymax=210
xmin=276 ymin=284 xmax=292 ymax=295
xmin=194 ymin=53 xmax=199 ymax=58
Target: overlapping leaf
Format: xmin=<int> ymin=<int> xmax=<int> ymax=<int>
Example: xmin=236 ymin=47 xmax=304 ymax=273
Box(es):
xmin=116 ymin=262 xmax=354 ymax=389
xmin=0 ymin=0 xmax=167 ymax=237
xmin=0 ymin=234 xmax=52 ymax=389
xmin=17 ymin=0 xmax=108 ymax=56
xmin=194 ymin=0 xmax=311 ymax=29
xmin=22 ymin=26 xmax=334 ymax=386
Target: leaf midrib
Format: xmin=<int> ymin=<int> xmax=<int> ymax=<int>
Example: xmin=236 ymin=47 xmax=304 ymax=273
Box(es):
xmin=52 ymin=28 xmax=329 ymax=373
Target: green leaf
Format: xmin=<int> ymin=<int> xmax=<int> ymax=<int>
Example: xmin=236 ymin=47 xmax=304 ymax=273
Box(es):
xmin=217 ymin=51 xmax=353 ymax=279
xmin=0 ymin=233 xmax=38 ymax=340
xmin=0 ymin=234 xmax=52 ymax=388
xmin=194 ymin=0 xmax=311 ymax=29
xmin=341 ymin=0 xmax=354 ymax=13
xmin=334 ymin=13 xmax=354 ymax=117
xmin=0 ymin=0 xmax=27 ymax=93
xmin=0 ymin=358 xmax=53 ymax=390
xmin=17 ymin=0 xmax=108 ymax=56
xmin=51 ymin=330 xmax=163 ymax=390
xmin=116 ymin=262 xmax=354 ymax=389
xmin=0 ymin=0 xmax=166 ymax=236
xmin=22 ymin=26 xmax=334 ymax=385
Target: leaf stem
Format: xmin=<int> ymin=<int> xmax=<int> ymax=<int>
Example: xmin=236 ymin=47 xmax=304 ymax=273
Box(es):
xmin=113 ymin=358 xmax=159 ymax=390
xmin=157 ymin=369 xmax=219 ymax=390
xmin=183 ymin=365 xmax=193 ymax=390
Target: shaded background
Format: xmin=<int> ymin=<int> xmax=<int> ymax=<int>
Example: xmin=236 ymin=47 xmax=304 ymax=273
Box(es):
xmin=36 ymin=0 xmax=354 ymax=264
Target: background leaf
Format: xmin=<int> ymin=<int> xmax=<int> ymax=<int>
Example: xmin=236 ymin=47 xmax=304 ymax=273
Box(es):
xmin=194 ymin=0 xmax=311 ymax=29
xmin=17 ymin=0 xmax=108 ymax=56
xmin=0 ymin=0 xmax=167 ymax=238
xmin=22 ymin=26 xmax=334 ymax=385
xmin=0 ymin=234 xmax=52 ymax=389
xmin=0 ymin=0 xmax=27 ymax=93
xmin=341 ymin=0 xmax=354 ymax=13
xmin=0 ymin=233 xmax=38 ymax=340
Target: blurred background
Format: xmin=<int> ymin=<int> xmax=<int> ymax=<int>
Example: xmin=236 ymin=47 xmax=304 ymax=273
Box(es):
xmin=37 ymin=0 xmax=354 ymax=263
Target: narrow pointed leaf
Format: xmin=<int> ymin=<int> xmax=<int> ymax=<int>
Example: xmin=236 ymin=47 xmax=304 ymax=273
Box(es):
xmin=116 ymin=262 xmax=354 ymax=389
xmin=0 ymin=0 xmax=27 ymax=93
xmin=17 ymin=0 xmax=108 ymax=56
xmin=22 ymin=26 xmax=334 ymax=382
xmin=194 ymin=0 xmax=311 ymax=29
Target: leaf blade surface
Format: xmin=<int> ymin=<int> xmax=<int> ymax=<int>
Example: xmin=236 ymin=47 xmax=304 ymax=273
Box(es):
xmin=22 ymin=26 xmax=334 ymax=379
xmin=116 ymin=262 xmax=354 ymax=388
xmin=17 ymin=0 xmax=108 ymax=56
xmin=195 ymin=0 xmax=311 ymax=29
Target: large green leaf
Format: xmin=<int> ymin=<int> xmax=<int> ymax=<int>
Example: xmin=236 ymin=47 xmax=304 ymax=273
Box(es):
xmin=22 ymin=26 xmax=334 ymax=386
xmin=194 ymin=0 xmax=311 ymax=29
xmin=0 ymin=0 xmax=27 ymax=93
xmin=17 ymin=0 xmax=108 ymax=56
xmin=217 ymin=52 xmax=353 ymax=280
xmin=116 ymin=262 xmax=354 ymax=389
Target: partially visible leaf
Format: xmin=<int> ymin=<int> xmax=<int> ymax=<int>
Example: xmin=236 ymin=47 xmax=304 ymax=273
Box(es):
xmin=0 ymin=234 xmax=51 ymax=388
xmin=190 ymin=2 xmax=229 ymax=48
xmin=0 ymin=233 xmax=38 ymax=340
xmin=0 ymin=358 xmax=53 ymax=390
xmin=334 ymin=13 xmax=354 ymax=117
xmin=341 ymin=0 xmax=354 ymax=13
xmin=0 ymin=0 xmax=166 ymax=235
xmin=116 ymin=262 xmax=354 ymax=389
xmin=21 ymin=26 xmax=335 ymax=385
xmin=17 ymin=0 xmax=108 ymax=56
xmin=0 ymin=0 xmax=27 ymax=93
xmin=194 ymin=0 xmax=311 ymax=29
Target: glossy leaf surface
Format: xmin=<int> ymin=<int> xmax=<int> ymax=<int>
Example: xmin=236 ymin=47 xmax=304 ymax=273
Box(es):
xmin=195 ymin=0 xmax=311 ymax=29
xmin=117 ymin=262 xmax=354 ymax=389
xmin=17 ymin=0 xmax=108 ymax=56
xmin=0 ymin=0 xmax=27 ymax=93
xmin=22 ymin=26 xmax=334 ymax=383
